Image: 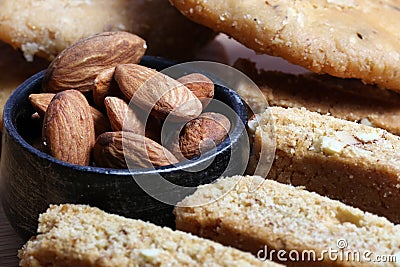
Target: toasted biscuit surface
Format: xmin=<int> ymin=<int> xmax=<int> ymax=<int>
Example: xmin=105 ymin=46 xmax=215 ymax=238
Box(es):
xmin=18 ymin=204 xmax=279 ymax=266
xmin=248 ymin=107 xmax=400 ymax=223
xmin=234 ymin=58 xmax=400 ymax=135
xmin=0 ymin=0 xmax=214 ymax=61
xmin=171 ymin=0 xmax=400 ymax=91
xmin=175 ymin=176 xmax=400 ymax=266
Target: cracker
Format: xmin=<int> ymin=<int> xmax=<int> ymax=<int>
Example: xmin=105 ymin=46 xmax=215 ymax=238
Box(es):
xmin=171 ymin=0 xmax=400 ymax=91
xmin=0 ymin=0 xmax=214 ymax=61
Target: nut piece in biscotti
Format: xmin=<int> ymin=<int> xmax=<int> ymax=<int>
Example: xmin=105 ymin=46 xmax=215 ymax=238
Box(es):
xmin=171 ymin=0 xmax=400 ymax=92
xmin=248 ymin=107 xmax=400 ymax=223
xmin=93 ymin=131 xmax=178 ymax=169
xmin=234 ymin=58 xmax=400 ymax=136
xmin=178 ymin=112 xmax=231 ymax=159
xmin=115 ymin=64 xmax=202 ymax=122
xmin=0 ymin=0 xmax=214 ymax=61
xmin=177 ymin=73 xmax=215 ymax=109
xmin=42 ymin=31 xmax=146 ymax=93
xmin=30 ymin=93 xmax=110 ymax=137
xmin=42 ymin=90 xmax=95 ymax=166
xmin=18 ymin=204 xmax=280 ymax=267
xmin=174 ymin=175 xmax=400 ymax=266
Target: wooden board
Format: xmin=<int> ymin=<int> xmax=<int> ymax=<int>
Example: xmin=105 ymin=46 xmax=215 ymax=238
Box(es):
xmin=0 ymin=203 xmax=23 ymax=267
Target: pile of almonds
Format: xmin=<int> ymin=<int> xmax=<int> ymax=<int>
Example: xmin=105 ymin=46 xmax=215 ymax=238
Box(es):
xmin=28 ymin=31 xmax=231 ymax=169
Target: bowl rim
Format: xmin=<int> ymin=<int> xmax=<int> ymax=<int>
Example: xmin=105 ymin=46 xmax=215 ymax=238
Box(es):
xmin=2 ymin=57 xmax=248 ymax=176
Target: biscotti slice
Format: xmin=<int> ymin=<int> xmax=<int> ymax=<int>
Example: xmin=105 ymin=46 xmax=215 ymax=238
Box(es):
xmin=248 ymin=106 xmax=400 ymax=223
xmin=18 ymin=204 xmax=280 ymax=267
xmin=175 ymin=175 xmax=400 ymax=266
xmin=234 ymin=58 xmax=400 ymax=135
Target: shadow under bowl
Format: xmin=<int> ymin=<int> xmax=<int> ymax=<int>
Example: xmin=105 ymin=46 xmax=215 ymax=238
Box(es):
xmin=0 ymin=56 xmax=248 ymax=240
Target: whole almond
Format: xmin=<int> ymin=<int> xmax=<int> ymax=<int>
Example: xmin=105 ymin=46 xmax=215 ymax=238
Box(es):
xmin=179 ymin=112 xmax=231 ymax=159
xmin=177 ymin=73 xmax=214 ymax=109
xmin=42 ymin=31 xmax=147 ymax=93
xmin=93 ymin=131 xmax=178 ymax=169
xmin=29 ymin=93 xmax=110 ymax=137
xmin=42 ymin=90 xmax=95 ymax=165
xmin=114 ymin=64 xmax=202 ymax=122
xmin=29 ymin=93 xmax=56 ymax=117
xmin=104 ymin=96 xmax=145 ymax=135
xmin=90 ymin=108 xmax=112 ymax=137
xmin=93 ymin=67 xmax=126 ymax=110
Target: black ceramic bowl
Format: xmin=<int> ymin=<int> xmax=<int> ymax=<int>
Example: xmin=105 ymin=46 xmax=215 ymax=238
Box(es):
xmin=0 ymin=56 xmax=248 ymax=240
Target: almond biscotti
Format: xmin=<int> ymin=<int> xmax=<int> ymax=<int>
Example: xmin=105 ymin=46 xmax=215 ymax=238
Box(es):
xmin=170 ymin=0 xmax=400 ymax=92
xmin=234 ymin=58 xmax=400 ymax=136
xmin=18 ymin=204 xmax=280 ymax=267
xmin=248 ymin=107 xmax=400 ymax=223
xmin=175 ymin=175 xmax=400 ymax=266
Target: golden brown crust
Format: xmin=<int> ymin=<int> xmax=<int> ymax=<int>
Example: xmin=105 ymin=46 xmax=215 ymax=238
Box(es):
xmin=248 ymin=107 xmax=400 ymax=223
xmin=18 ymin=204 xmax=280 ymax=267
xmin=0 ymin=0 xmax=214 ymax=61
xmin=175 ymin=175 xmax=400 ymax=267
xmin=171 ymin=0 xmax=400 ymax=91
xmin=234 ymin=58 xmax=400 ymax=136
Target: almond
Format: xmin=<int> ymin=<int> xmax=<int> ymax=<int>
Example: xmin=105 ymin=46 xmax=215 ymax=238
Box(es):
xmin=29 ymin=93 xmax=56 ymax=117
xmin=90 ymin=108 xmax=112 ymax=137
xmin=42 ymin=90 xmax=95 ymax=165
xmin=93 ymin=67 xmax=126 ymax=110
xmin=93 ymin=131 xmax=178 ymax=169
xmin=29 ymin=93 xmax=110 ymax=137
xmin=177 ymin=73 xmax=214 ymax=109
xmin=179 ymin=112 xmax=231 ymax=159
xmin=42 ymin=31 xmax=146 ymax=93
xmin=114 ymin=64 xmax=202 ymax=122
xmin=104 ymin=96 xmax=145 ymax=134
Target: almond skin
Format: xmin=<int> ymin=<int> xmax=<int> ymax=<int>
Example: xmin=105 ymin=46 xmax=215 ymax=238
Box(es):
xmin=42 ymin=90 xmax=95 ymax=166
xmin=42 ymin=31 xmax=146 ymax=93
xmin=93 ymin=131 xmax=178 ymax=169
xmin=177 ymin=73 xmax=214 ymax=109
xmin=114 ymin=64 xmax=202 ymax=122
xmin=104 ymin=96 xmax=145 ymax=134
xmin=92 ymin=67 xmax=126 ymax=110
xmin=179 ymin=112 xmax=231 ymax=159
xmin=29 ymin=93 xmax=110 ymax=137
xmin=29 ymin=93 xmax=56 ymax=117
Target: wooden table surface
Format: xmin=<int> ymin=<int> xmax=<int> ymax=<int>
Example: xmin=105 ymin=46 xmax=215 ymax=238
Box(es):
xmin=0 ymin=203 xmax=23 ymax=267
xmin=0 ymin=34 xmax=306 ymax=266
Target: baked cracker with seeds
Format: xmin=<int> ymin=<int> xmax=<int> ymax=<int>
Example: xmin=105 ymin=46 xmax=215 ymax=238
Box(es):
xmin=171 ymin=0 xmax=400 ymax=92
